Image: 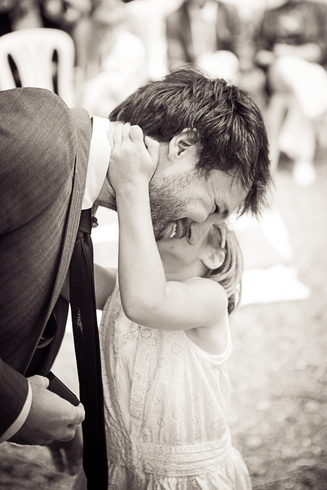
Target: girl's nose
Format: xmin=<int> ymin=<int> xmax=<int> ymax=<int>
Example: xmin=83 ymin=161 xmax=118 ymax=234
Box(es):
xmin=187 ymin=215 xmax=223 ymax=245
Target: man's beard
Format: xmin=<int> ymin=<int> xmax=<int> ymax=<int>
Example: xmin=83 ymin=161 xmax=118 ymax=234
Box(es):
xmin=96 ymin=168 xmax=199 ymax=240
xmin=149 ymin=172 xmax=195 ymax=240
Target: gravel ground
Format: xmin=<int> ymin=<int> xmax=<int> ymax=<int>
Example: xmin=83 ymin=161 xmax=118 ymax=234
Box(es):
xmin=0 ymin=151 xmax=326 ymax=489
xmin=229 ymin=151 xmax=327 ymax=490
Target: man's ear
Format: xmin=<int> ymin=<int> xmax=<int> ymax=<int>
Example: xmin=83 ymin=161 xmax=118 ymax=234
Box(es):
xmin=202 ymin=249 xmax=225 ymax=271
xmin=168 ymin=129 xmax=197 ymax=160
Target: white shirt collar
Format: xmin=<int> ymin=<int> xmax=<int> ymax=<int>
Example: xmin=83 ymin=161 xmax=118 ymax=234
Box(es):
xmin=82 ymin=116 xmax=111 ymax=210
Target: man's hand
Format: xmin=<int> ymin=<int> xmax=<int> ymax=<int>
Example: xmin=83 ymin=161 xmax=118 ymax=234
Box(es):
xmin=48 ymin=424 xmax=83 ymax=475
xmin=9 ymin=375 xmax=85 ymax=446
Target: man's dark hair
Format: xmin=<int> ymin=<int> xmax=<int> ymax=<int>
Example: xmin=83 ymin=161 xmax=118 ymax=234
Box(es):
xmin=110 ymin=67 xmax=272 ymax=216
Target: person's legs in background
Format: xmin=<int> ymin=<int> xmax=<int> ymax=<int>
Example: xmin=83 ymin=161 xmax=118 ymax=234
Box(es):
xmin=278 ymin=95 xmax=316 ymax=186
xmin=265 ymin=55 xmax=327 ymax=186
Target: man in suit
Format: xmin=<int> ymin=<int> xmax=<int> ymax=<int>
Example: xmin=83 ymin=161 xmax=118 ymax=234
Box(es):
xmin=166 ymin=0 xmax=242 ymax=80
xmin=0 ymin=67 xmax=271 ymax=470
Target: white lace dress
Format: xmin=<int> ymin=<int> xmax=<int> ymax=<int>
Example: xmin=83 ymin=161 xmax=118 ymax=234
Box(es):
xmin=99 ymin=282 xmax=252 ymax=489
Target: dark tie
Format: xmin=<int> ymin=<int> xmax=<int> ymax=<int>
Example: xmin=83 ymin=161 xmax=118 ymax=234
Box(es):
xmin=69 ymin=208 xmax=108 ymax=489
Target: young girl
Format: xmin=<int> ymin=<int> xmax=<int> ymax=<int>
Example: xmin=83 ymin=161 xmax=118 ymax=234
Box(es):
xmin=74 ymin=123 xmax=252 ymax=489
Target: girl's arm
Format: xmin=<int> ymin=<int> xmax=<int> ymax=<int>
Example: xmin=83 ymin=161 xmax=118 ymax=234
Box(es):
xmin=60 ymin=264 xmax=117 ymax=311
xmin=94 ymin=264 xmax=117 ymax=311
xmin=109 ymin=124 xmax=227 ymax=332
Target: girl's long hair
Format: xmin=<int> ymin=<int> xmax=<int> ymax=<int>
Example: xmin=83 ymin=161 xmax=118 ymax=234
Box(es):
xmin=207 ymin=224 xmax=243 ymax=315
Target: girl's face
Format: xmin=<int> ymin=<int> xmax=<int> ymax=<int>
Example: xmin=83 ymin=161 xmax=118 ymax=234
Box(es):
xmin=157 ymin=216 xmax=223 ymax=281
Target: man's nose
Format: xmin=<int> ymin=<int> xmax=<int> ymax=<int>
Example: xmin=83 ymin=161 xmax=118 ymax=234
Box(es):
xmin=187 ymin=214 xmax=223 ymax=245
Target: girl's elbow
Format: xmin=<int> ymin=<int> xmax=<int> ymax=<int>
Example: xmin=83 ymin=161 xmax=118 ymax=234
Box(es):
xmin=122 ymin=299 xmax=147 ymax=325
xmin=122 ymin=297 xmax=157 ymax=326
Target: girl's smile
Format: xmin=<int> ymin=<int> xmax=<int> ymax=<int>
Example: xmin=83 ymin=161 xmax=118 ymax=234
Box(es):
xmin=157 ymin=222 xmax=224 ymax=281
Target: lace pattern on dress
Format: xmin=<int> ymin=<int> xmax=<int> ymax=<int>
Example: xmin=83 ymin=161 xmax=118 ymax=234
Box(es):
xmin=100 ymin=281 xmax=252 ymax=489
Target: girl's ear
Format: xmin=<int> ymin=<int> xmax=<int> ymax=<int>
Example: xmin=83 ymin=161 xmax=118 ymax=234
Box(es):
xmin=201 ymin=249 xmax=225 ymax=271
xmin=168 ymin=129 xmax=197 ymax=159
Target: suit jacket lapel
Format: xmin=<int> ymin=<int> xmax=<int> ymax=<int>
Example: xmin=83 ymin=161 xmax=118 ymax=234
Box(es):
xmin=44 ymin=108 xmax=92 ymax=331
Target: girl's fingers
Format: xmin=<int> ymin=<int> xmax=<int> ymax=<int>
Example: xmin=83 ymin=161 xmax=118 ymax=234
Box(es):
xmin=112 ymin=124 xmax=123 ymax=149
xmin=122 ymin=122 xmax=131 ymax=142
xmin=144 ymin=136 xmax=160 ymax=165
xmin=129 ymin=124 xmax=144 ymax=143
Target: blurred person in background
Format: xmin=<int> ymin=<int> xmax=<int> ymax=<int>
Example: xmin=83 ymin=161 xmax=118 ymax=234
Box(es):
xmin=165 ymin=0 xmax=241 ymax=83
xmin=122 ymin=0 xmax=182 ymax=80
xmin=229 ymin=0 xmax=268 ymax=111
xmin=81 ymin=0 xmax=148 ymax=117
xmin=38 ymin=0 xmax=92 ymax=69
xmin=0 ymin=0 xmax=41 ymax=36
xmin=38 ymin=0 xmax=91 ymax=38
xmin=253 ymin=0 xmax=327 ymax=186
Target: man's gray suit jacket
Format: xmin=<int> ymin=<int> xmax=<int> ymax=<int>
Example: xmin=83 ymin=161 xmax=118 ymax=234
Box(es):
xmin=0 ymin=87 xmax=92 ymax=437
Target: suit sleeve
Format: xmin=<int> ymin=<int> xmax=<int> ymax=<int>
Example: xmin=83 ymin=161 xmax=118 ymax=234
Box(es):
xmin=0 ymin=360 xmax=29 ymax=438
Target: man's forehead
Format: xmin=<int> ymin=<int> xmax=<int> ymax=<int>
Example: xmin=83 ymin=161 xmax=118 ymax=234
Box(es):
xmin=210 ymin=169 xmax=248 ymax=206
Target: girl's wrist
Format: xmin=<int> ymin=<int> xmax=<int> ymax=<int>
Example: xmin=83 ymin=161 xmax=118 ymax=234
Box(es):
xmin=115 ymin=182 xmax=150 ymax=204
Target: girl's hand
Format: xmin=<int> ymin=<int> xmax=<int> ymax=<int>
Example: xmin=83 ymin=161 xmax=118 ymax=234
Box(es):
xmin=109 ymin=123 xmax=159 ymax=194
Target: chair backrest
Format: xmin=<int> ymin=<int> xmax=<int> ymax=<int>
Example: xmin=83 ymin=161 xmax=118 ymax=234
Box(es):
xmin=0 ymin=28 xmax=76 ymax=107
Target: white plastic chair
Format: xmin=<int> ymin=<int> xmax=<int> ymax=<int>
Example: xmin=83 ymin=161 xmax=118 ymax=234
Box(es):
xmin=0 ymin=28 xmax=76 ymax=107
